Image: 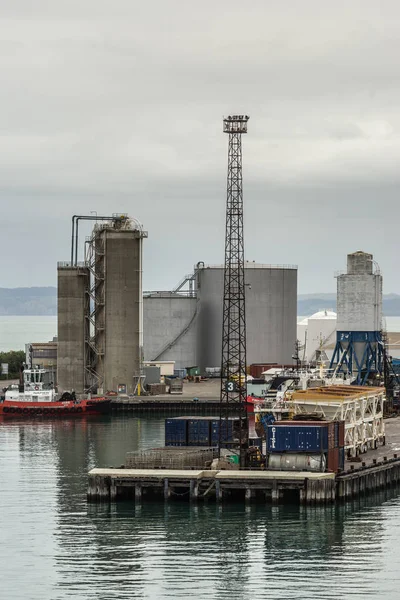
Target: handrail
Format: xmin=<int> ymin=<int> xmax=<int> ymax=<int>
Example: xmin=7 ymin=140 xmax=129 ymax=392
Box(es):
xmin=144 ymin=291 xmax=197 ymax=298
xmin=196 ymin=263 xmax=298 ymax=270
xmin=152 ymin=299 xmax=199 ymax=360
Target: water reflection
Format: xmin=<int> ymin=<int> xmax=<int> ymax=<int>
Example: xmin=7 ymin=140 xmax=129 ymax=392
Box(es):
xmin=2 ymin=415 xmax=400 ymax=599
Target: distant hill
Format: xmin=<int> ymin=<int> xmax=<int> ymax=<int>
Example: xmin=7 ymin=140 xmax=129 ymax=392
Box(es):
xmin=0 ymin=287 xmax=57 ymax=315
xmin=298 ymin=294 xmax=400 ymax=317
xmin=1 ymin=287 xmax=400 ymax=317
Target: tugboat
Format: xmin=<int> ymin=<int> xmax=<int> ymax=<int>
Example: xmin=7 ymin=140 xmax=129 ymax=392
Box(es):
xmin=0 ymin=365 xmax=111 ymax=418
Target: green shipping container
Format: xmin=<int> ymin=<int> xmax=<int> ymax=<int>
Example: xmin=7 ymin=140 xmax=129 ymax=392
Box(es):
xmin=186 ymin=366 xmax=200 ymax=377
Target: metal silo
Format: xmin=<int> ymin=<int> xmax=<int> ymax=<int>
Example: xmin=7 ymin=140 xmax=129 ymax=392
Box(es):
xmin=196 ymin=263 xmax=297 ymax=373
xmin=57 ymin=263 xmax=90 ymax=394
xmin=330 ymin=251 xmax=383 ymax=384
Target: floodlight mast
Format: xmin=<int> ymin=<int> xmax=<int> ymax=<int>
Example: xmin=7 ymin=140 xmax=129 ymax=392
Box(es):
xmin=219 ymin=115 xmax=249 ymax=467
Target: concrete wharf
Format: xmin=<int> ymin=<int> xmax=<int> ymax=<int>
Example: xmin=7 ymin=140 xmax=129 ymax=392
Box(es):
xmin=87 ymin=455 xmax=400 ymax=505
xmin=111 ymin=398 xmax=220 ymax=414
xmin=111 ymin=380 xmax=221 ymax=413
xmin=87 ymin=468 xmax=336 ymax=504
xmin=88 ymin=414 xmax=400 ymax=505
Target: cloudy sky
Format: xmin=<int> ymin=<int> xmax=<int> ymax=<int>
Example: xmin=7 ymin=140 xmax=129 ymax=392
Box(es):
xmin=1 ymin=0 xmax=399 ymax=293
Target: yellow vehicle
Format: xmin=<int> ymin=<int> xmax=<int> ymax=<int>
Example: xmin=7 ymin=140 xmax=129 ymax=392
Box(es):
xmin=226 ymin=373 xmax=247 ymax=390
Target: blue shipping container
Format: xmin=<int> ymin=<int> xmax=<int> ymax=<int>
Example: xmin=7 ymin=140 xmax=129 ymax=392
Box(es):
xmin=210 ymin=419 xmax=234 ymax=444
xmin=174 ymin=368 xmax=187 ymax=378
xmin=267 ymin=424 xmax=329 ymax=453
xmin=339 ymin=447 xmax=345 ymax=471
xmin=165 ymin=418 xmax=188 ymax=446
xmin=188 ymin=419 xmax=210 ymax=446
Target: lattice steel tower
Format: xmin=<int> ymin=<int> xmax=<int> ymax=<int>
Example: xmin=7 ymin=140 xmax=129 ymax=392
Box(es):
xmin=219 ymin=115 xmax=249 ymax=462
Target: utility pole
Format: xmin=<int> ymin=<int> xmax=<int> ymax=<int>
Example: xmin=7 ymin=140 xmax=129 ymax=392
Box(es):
xmin=219 ymin=115 xmax=249 ymax=466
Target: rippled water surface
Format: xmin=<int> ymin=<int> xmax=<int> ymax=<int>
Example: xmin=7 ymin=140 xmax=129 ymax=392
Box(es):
xmin=1 ymin=414 xmax=400 ymax=599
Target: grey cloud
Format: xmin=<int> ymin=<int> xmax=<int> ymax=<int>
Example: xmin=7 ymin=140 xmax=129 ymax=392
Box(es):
xmin=0 ymin=0 xmax=399 ymax=295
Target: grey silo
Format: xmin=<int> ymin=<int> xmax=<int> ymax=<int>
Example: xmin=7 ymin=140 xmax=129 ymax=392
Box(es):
xmin=332 ymin=250 xmax=383 ymax=382
xmin=93 ymin=222 xmax=147 ymax=395
xmin=337 ymin=251 xmax=382 ymax=332
xmin=57 ymin=264 xmax=89 ymax=393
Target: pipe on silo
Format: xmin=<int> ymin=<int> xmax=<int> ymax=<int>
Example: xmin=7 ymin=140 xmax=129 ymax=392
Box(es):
xmin=138 ymin=234 xmax=144 ymax=373
xmin=71 ymin=215 xmax=77 ymax=265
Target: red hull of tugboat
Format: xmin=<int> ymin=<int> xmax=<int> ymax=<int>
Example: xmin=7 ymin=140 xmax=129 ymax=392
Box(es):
xmin=0 ymin=397 xmax=111 ymax=417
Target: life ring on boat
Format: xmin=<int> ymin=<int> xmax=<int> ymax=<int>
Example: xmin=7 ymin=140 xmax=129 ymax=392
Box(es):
xmin=22 ymin=408 xmax=29 ymax=414
xmin=76 ymin=406 xmax=83 ymax=413
xmin=8 ymin=407 xmax=15 ymax=413
xmin=34 ymin=386 xmax=39 ymax=391
xmin=36 ymin=408 xmax=43 ymax=415
xmin=43 ymin=408 xmax=50 ymax=414
xmin=49 ymin=408 xmax=56 ymax=414
xmin=3 ymin=406 xmax=9 ymax=413
xmin=16 ymin=407 xmax=22 ymax=413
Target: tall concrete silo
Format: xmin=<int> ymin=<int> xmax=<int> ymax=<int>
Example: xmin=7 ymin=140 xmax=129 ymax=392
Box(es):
xmin=86 ymin=216 xmax=148 ymax=395
xmin=57 ymin=263 xmax=90 ymax=393
xmin=196 ymin=263 xmax=297 ymax=372
xmin=330 ymin=251 xmax=383 ymax=383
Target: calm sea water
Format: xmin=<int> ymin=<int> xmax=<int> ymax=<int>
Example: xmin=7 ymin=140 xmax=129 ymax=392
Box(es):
xmin=0 ymin=315 xmax=57 ymax=352
xmin=1 ymin=413 xmax=400 ymax=600
xmin=1 ymin=316 xmax=400 ymax=353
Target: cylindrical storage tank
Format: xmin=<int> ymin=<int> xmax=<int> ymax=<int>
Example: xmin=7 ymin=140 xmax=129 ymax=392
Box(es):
xmin=196 ymin=264 xmax=297 ymax=373
xmin=57 ymin=264 xmax=89 ymax=394
xmin=267 ymin=453 xmax=326 ymax=472
xmin=304 ymin=310 xmax=337 ymax=362
xmin=143 ymin=293 xmax=197 ymax=368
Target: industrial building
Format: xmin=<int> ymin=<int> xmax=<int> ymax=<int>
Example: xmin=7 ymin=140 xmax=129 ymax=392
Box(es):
xmin=297 ymin=310 xmax=337 ymax=363
xmin=25 ymin=340 xmax=58 ymax=383
xmin=143 ymin=262 xmax=298 ymax=372
xmin=57 ymin=219 xmax=297 ymax=391
xmin=330 ymin=251 xmax=383 ymax=383
xmin=57 ymin=215 xmax=147 ymax=394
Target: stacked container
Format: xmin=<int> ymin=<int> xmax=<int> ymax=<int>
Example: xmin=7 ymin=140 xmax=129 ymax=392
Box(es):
xmin=266 ymin=420 xmax=345 ymax=473
xmin=165 ymin=416 xmax=241 ymax=447
xmin=165 ymin=418 xmax=188 ymax=446
xmin=188 ymin=418 xmax=211 ymax=446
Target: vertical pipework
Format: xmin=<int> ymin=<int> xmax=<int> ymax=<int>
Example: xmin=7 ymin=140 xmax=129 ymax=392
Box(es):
xmin=138 ymin=235 xmax=144 ymax=364
xmin=75 ymin=218 xmax=80 ymax=266
xmin=138 ymin=235 xmax=144 ymax=395
xmin=71 ymin=216 xmax=76 ymax=265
